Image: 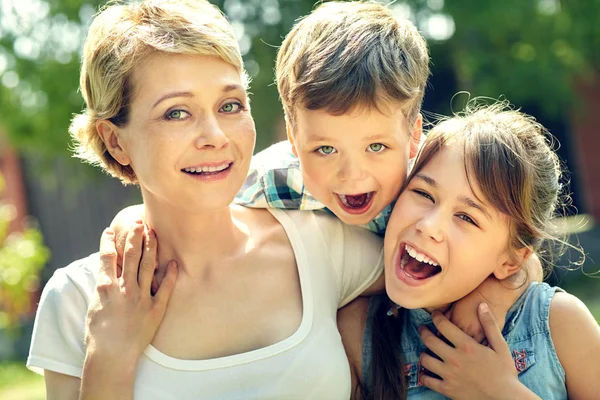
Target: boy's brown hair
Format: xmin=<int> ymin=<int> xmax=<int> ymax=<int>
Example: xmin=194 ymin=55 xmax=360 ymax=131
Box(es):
xmin=276 ymin=1 xmax=430 ymax=127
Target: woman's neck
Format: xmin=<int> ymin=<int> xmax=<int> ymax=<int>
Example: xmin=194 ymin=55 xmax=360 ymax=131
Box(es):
xmin=141 ymin=196 xmax=250 ymax=278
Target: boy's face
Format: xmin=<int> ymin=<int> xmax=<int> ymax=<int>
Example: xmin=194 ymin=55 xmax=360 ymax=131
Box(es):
xmin=288 ymin=103 xmax=421 ymax=225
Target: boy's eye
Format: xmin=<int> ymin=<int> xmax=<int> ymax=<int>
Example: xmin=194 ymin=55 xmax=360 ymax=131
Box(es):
xmin=220 ymin=102 xmax=242 ymax=113
xmin=165 ymin=109 xmax=190 ymax=120
xmin=457 ymin=214 xmax=478 ymax=227
xmin=317 ymin=146 xmax=337 ymax=155
xmin=367 ymin=143 xmax=386 ymax=153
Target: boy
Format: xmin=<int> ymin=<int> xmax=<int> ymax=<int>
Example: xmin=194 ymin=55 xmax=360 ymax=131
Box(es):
xmin=236 ymin=1 xmax=428 ymax=236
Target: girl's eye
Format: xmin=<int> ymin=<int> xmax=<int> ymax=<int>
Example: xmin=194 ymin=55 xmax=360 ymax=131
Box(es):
xmin=165 ymin=109 xmax=190 ymax=120
xmin=458 ymin=214 xmax=478 ymax=227
xmin=317 ymin=146 xmax=337 ymax=155
xmin=220 ymin=102 xmax=242 ymax=113
xmin=413 ymin=189 xmax=434 ymax=203
xmin=367 ymin=143 xmax=386 ymax=153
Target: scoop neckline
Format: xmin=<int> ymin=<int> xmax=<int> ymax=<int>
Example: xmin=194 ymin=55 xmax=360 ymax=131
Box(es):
xmin=143 ymin=209 xmax=314 ymax=371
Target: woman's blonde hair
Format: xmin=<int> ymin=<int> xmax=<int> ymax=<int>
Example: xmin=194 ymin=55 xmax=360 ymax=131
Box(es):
xmin=70 ymin=0 xmax=246 ymax=184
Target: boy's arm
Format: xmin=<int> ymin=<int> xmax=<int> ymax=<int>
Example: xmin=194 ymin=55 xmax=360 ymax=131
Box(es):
xmin=449 ymin=253 xmax=543 ymax=342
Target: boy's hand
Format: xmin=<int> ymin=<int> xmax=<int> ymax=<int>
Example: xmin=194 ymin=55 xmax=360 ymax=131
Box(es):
xmin=449 ymin=253 xmax=542 ymax=342
xmin=109 ymin=204 xmax=146 ymax=275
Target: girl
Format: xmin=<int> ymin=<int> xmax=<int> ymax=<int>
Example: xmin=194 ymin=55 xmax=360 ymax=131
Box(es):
xmin=338 ymin=102 xmax=600 ymax=399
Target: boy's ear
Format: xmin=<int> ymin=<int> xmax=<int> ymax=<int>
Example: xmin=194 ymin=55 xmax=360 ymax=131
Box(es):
xmin=409 ymin=113 xmax=423 ymax=159
xmin=285 ymin=120 xmax=299 ymax=158
xmin=96 ymin=120 xmax=131 ymax=166
xmin=493 ymin=247 xmax=532 ymax=280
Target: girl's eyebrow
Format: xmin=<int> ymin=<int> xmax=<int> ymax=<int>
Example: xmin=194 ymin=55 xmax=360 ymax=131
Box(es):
xmin=414 ymin=173 xmax=491 ymax=220
xmin=457 ymin=195 xmax=491 ymax=220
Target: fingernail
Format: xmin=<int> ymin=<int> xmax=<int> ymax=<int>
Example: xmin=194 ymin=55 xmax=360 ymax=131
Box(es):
xmin=479 ymin=302 xmax=489 ymax=313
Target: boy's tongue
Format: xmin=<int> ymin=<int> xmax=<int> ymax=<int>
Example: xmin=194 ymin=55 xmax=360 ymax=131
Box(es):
xmin=345 ymin=193 xmax=368 ymax=207
xmin=404 ymin=257 xmax=439 ymax=279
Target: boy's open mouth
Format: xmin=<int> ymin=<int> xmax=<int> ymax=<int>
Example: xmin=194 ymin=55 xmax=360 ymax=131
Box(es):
xmin=399 ymin=243 xmax=442 ymax=280
xmin=335 ymin=192 xmax=375 ymax=214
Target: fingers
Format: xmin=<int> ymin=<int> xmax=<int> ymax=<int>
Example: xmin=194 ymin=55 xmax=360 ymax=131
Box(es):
xmin=478 ymin=302 xmax=509 ymax=353
xmin=99 ymin=228 xmax=118 ymax=281
xmin=420 ymin=352 xmax=445 ymax=379
xmin=153 ymin=261 xmax=178 ymax=310
xmin=420 ymin=373 xmax=448 ymax=397
xmin=419 ymin=325 xmax=453 ymax=361
xmin=431 ymin=311 xmax=473 ymax=349
xmin=138 ymin=228 xmax=158 ymax=294
xmin=122 ymin=223 xmax=145 ymax=289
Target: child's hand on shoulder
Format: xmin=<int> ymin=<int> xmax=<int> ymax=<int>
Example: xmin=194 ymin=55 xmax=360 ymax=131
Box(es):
xmin=107 ymin=204 xmax=146 ymax=277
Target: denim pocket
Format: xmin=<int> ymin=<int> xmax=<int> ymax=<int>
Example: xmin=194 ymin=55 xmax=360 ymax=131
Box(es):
xmin=510 ymin=347 xmax=535 ymax=374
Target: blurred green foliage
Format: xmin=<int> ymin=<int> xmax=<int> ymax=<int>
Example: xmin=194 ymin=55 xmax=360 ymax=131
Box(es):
xmin=0 ymin=0 xmax=599 ymax=156
xmin=0 ymin=173 xmax=50 ymax=332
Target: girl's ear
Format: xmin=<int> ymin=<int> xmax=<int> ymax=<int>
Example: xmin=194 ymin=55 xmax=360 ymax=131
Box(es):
xmin=96 ymin=120 xmax=131 ymax=166
xmin=285 ymin=119 xmax=299 ymax=158
xmin=493 ymin=247 xmax=532 ymax=280
xmin=409 ymin=113 xmax=423 ymax=159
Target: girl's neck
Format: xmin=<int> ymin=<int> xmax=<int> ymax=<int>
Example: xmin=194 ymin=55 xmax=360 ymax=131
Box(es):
xmin=424 ymin=303 xmax=452 ymax=314
xmin=141 ymin=196 xmax=250 ymax=278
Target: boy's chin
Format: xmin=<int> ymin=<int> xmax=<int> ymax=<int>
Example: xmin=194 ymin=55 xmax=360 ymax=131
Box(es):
xmin=334 ymin=208 xmax=377 ymax=225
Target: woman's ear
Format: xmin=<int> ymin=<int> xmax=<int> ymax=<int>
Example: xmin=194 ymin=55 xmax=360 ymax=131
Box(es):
xmin=409 ymin=113 xmax=423 ymax=159
xmin=493 ymin=247 xmax=532 ymax=280
xmin=96 ymin=120 xmax=131 ymax=166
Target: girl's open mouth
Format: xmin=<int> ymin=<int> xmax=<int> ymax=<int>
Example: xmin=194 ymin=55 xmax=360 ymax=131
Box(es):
xmin=335 ymin=192 xmax=375 ymax=215
xmin=396 ymin=243 xmax=442 ymax=284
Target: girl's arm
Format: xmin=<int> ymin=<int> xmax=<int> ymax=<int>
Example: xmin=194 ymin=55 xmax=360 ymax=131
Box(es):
xmin=550 ymin=292 xmax=600 ymax=399
xmin=337 ymin=297 xmax=370 ymax=400
xmin=44 ymin=371 xmax=80 ymax=400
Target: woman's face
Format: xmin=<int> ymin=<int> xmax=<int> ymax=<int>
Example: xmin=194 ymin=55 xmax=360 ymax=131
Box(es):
xmin=384 ymin=144 xmax=515 ymax=312
xmin=115 ymin=53 xmax=256 ymax=212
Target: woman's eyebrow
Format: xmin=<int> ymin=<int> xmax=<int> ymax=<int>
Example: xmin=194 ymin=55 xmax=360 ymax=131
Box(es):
xmin=152 ymin=91 xmax=194 ymax=109
xmin=151 ymin=84 xmax=244 ymax=110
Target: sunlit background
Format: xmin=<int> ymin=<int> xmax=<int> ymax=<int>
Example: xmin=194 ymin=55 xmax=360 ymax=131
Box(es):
xmin=1 ymin=0 xmax=599 ymax=397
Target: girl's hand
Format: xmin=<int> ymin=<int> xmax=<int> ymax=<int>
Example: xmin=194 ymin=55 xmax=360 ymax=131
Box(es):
xmin=419 ymin=303 xmax=540 ymax=400
xmin=85 ymin=225 xmax=178 ymax=364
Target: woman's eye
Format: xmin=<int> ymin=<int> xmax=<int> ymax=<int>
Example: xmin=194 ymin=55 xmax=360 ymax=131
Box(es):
xmin=367 ymin=143 xmax=386 ymax=153
xmin=317 ymin=146 xmax=337 ymax=155
xmin=165 ymin=109 xmax=190 ymax=120
xmin=220 ymin=102 xmax=242 ymax=113
xmin=458 ymin=214 xmax=478 ymax=226
xmin=413 ymin=189 xmax=434 ymax=203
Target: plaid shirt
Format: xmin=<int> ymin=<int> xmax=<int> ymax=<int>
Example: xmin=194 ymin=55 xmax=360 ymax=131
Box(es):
xmin=235 ymin=140 xmax=392 ymax=236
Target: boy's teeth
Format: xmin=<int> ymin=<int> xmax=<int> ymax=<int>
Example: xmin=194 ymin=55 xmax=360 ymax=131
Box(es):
xmin=339 ymin=194 xmax=349 ymax=207
xmin=405 ymin=244 xmax=439 ymax=266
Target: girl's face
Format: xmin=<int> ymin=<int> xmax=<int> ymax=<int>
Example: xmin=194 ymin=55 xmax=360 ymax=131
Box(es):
xmin=109 ymin=53 xmax=256 ymax=212
xmin=384 ymin=143 xmax=517 ymax=312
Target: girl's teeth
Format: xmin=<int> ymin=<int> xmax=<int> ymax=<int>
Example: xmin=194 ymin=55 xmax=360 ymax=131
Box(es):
xmin=405 ymin=244 xmax=439 ymax=266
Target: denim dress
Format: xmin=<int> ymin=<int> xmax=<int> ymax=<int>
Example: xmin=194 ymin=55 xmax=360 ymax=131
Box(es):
xmin=362 ymin=282 xmax=567 ymax=399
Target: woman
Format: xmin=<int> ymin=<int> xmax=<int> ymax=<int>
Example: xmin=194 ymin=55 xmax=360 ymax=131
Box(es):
xmin=26 ymin=1 xmax=384 ymax=398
